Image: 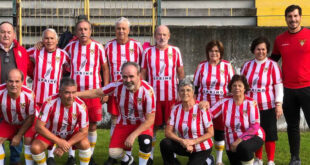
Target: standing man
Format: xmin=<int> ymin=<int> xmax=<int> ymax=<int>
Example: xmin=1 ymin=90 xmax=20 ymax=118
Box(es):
xmin=271 ymin=5 xmax=310 ymax=165
xmin=77 ymin=62 xmax=155 ymax=165
xmin=141 ymin=25 xmax=185 ymax=162
xmin=30 ymin=77 xmax=91 ymax=165
xmin=104 ymin=17 xmax=143 ymax=165
xmin=0 ymin=21 xmax=31 ymax=165
xmin=27 ymin=28 xmax=70 ymax=165
xmin=0 ymin=69 xmax=36 ymax=165
xmin=64 ymin=20 xmax=109 ymax=164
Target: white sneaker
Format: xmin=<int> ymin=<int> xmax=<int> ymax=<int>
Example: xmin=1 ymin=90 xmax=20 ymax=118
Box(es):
xmin=253 ymin=158 xmax=263 ymax=165
xmin=267 ymin=161 xmax=275 ymax=165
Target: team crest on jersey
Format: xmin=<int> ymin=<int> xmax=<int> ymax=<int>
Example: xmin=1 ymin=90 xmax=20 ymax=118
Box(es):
xmin=82 ymin=103 xmax=87 ymax=110
xmin=299 ymin=40 xmax=306 ymax=46
xmin=18 ymin=51 xmax=22 ymax=57
xmin=149 ymin=89 xmax=153 ymax=97
xmin=130 ymin=49 xmax=134 ymax=55
xmin=253 ymin=101 xmax=257 ymax=107
xmin=264 ymin=67 xmax=268 ymax=72
xmin=192 ymin=114 xmax=197 ymax=120
xmin=56 ymin=56 xmax=60 ymax=62
xmin=137 ymin=98 xmax=142 ymax=104
xmin=168 ymin=53 xmax=173 ymax=59
xmin=90 ymin=49 xmax=94 ymax=55
xmin=220 ymin=69 xmax=225 ymax=75
xmin=20 ymin=103 xmax=26 ymax=109
xmin=72 ymin=113 xmax=77 ymax=120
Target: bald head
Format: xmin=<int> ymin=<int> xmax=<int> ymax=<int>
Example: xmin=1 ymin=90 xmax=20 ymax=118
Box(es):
xmin=7 ymin=69 xmax=24 ymax=97
xmin=0 ymin=22 xmax=16 ymax=48
xmin=155 ymin=25 xmax=170 ymax=49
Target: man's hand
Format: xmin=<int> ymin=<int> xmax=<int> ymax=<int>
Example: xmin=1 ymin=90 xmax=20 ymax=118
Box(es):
xmin=100 ymin=95 xmax=109 ymax=104
xmin=11 ymin=134 xmax=22 ymax=146
xmin=35 ymin=41 xmax=43 ymax=50
xmin=231 ymin=138 xmax=242 ymax=152
xmin=124 ymin=133 xmax=137 ymax=148
xmin=54 ymin=147 xmax=65 ymax=157
xmin=56 ymin=139 xmax=71 ymax=152
xmin=198 ymin=101 xmax=210 ymax=110
xmin=183 ymin=139 xmax=196 ymax=146
xmin=186 ymin=145 xmax=194 ymax=153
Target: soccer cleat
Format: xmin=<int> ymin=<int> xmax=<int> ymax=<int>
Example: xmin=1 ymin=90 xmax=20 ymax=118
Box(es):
xmin=65 ymin=156 xmax=77 ymax=165
xmin=253 ymin=158 xmax=263 ymax=165
xmin=267 ymin=161 xmax=275 ymax=165
xmin=206 ymin=155 xmax=215 ymax=165
xmin=104 ymin=156 xmax=118 ymax=165
xmin=121 ymin=154 xmax=135 ymax=165
xmin=289 ymin=156 xmax=301 ymax=165
xmin=146 ymin=158 xmax=153 ymax=165
xmin=47 ymin=157 xmax=56 ymax=165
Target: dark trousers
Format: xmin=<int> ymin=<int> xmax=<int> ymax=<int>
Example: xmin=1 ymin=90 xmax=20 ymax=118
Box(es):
xmin=283 ymin=87 xmax=310 ymax=158
xmin=226 ymin=136 xmax=264 ymax=165
xmin=160 ymin=138 xmax=212 ymax=165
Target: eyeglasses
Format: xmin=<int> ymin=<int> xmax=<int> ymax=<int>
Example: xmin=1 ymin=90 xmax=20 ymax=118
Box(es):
xmin=4 ymin=52 xmax=9 ymax=63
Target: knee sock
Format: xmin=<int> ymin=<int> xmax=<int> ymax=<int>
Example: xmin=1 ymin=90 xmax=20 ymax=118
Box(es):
xmin=215 ymin=140 xmax=225 ymax=163
xmin=69 ymin=148 xmax=76 ymax=157
xmin=32 ymin=152 xmax=47 ymax=165
xmin=241 ymin=159 xmax=254 ymax=165
xmin=47 ymin=144 xmax=56 ymax=158
xmin=265 ymin=141 xmax=275 ymax=161
xmin=24 ymin=145 xmax=34 ymax=165
xmin=0 ymin=145 xmax=5 ymax=165
xmin=150 ymin=135 xmax=156 ymax=159
xmin=255 ymin=146 xmax=263 ymax=160
xmin=121 ymin=154 xmax=130 ymax=162
xmin=88 ymin=131 xmax=97 ymax=155
xmin=126 ymin=150 xmax=132 ymax=156
xmin=139 ymin=151 xmax=151 ymax=165
xmin=79 ymin=148 xmax=92 ymax=165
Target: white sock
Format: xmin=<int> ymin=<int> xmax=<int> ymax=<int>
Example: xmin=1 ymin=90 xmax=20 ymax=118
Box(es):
xmin=215 ymin=140 xmax=225 ymax=163
xmin=0 ymin=145 xmax=5 ymax=165
xmin=242 ymin=159 xmax=254 ymax=165
xmin=47 ymin=144 xmax=56 ymax=158
xmin=88 ymin=131 xmax=97 ymax=155
xmin=110 ymin=123 xmax=116 ymax=136
xmin=69 ymin=148 xmax=75 ymax=157
xmin=24 ymin=145 xmax=34 ymax=165
xmin=126 ymin=150 xmax=132 ymax=156
xmin=139 ymin=151 xmax=150 ymax=165
xmin=32 ymin=152 xmax=47 ymax=165
xmin=79 ymin=148 xmax=91 ymax=165
xmin=150 ymin=135 xmax=156 ymax=159
xmin=121 ymin=154 xmax=130 ymax=162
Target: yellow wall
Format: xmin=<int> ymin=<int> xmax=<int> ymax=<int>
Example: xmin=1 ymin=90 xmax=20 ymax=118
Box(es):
xmin=256 ymin=0 xmax=310 ymax=26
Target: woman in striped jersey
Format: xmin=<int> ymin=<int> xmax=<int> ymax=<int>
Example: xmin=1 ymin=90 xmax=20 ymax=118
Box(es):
xmin=211 ymin=75 xmax=265 ymax=165
xmin=193 ymin=40 xmax=234 ymax=165
xmin=241 ymin=37 xmax=283 ymax=165
xmin=160 ymin=78 xmax=214 ymax=165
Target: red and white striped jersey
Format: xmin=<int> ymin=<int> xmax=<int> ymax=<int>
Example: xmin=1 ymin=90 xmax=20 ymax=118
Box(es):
xmin=38 ymin=94 xmax=89 ymax=139
xmin=241 ymin=58 xmax=282 ymax=110
xmin=65 ymin=40 xmax=106 ymax=91
xmin=102 ymin=80 xmax=156 ymax=125
xmin=105 ymin=39 xmax=143 ymax=82
xmin=210 ymin=96 xmax=264 ymax=150
xmin=0 ymin=84 xmax=35 ymax=125
xmin=169 ymin=102 xmax=213 ymax=152
xmin=141 ymin=45 xmax=183 ymax=101
xmin=27 ymin=47 xmax=70 ymax=104
xmin=193 ymin=60 xmax=234 ymax=106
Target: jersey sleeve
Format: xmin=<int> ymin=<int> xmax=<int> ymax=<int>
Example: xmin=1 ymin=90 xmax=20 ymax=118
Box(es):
xmin=145 ymin=88 xmax=156 ymax=114
xmin=38 ymin=101 xmax=52 ymax=123
xmin=27 ymin=47 xmax=36 ymax=60
xmin=228 ymin=63 xmax=235 ymax=81
xmin=136 ymin=42 xmax=143 ymax=66
xmin=176 ymin=47 xmax=184 ymax=67
xmin=210 ymin=100 xmax=224 ymax=119
xmin=249 ymin=100 xmax=260 ymax=125
xmin=168 ymin=105 xmax=177 ymax=126
xmin=271 ymin=62 xmax=282 ymax=84
xmin=141 ymin=49 xmax=149 ymax=69
xmin=78 ymin=103 xmax=89 ymax=129
xmin=27 ymin=92 xmax=36 ymax=116
xmin=98 ymin=44 xmax=107 ymax=65
xmin=101 ymin=82 xmax=119 ymax=95
xmin=201 ymin=108 xmax=213 ymax=129
xmin=193 ymin=63 xmax=203 ymax=87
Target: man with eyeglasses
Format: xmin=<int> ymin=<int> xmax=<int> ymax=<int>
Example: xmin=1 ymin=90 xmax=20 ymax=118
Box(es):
xmin=0 ymin=21 xmax=31 ymax=165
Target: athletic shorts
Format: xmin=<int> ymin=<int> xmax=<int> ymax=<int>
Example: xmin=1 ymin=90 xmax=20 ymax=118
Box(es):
xmin=81 ymin=98 xmax=102 ymax=122
xmin=260 ymin=108 xmax=278 ymax=141
xmin=107 ymin=96 xmax=119 ymax=116
xmin=35 ymin=128 xmax=79 ymax=149
xmin=0 ymin=121 xmax=34 ymax=139
xmin=155 ymin=100 xmax=176 ymax=126
xmin=109 ymin=124 xmax=153 ymax=150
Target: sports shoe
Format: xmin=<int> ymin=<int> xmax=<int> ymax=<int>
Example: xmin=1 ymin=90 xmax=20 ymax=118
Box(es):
xmin=253 ymin=158 xmax=263 ymax=165
xmin=104 ymin=156 xmax=118 ymax=165
xmin=216 ymin=162 xmax=224 ymax=165
xmin=267 ymin=161 xmax=275 ymax=165
xmin=65 ymin=156 xmax=76 ymax=165
xmin=121 ymin=154 xmax=135 ymax=165
xmin=47 ymin=157 xmax=56 ymax=165
xmin=289 ymin=156 xmax=301 ymax=165
xmin=206 ymin=155 xmax=215 ymax=165
xmin=147 ymin=158 xmax=153 ymax=165
xmin=89 ymin=157 xmax=98 ymax=165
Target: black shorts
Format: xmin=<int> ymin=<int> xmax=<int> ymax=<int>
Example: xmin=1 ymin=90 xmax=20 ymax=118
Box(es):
xmin=214 ymin=129 xmax=225 ymax=141
xmin=260 ymin=108 xmax=278 ymax=141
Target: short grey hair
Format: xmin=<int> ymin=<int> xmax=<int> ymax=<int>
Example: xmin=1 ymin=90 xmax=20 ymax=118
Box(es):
xmin=178 ymin=78 xmax=194 ymax=91
xmin=42 ymin=28 xmax=58 ymax=40
xmin=115 ymin=17 xmax=130 ymax=29
xmin=60 ymin=77 xmax=76 ymax=90
xmin=121 ymin=62 xmax=140 ymax=74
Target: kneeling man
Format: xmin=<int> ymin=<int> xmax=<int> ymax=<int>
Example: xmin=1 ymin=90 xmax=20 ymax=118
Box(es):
xmin=77 ymin=62 xmax=155 ymax=165
xmin=31 ymin=78 xmax=91 ymax=165
xmin=0 ymin=69 xmax=36 ymax=165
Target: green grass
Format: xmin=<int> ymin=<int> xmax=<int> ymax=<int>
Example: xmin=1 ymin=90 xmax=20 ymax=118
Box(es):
xmin=4 ymin=130 xmax=310 ymax=164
